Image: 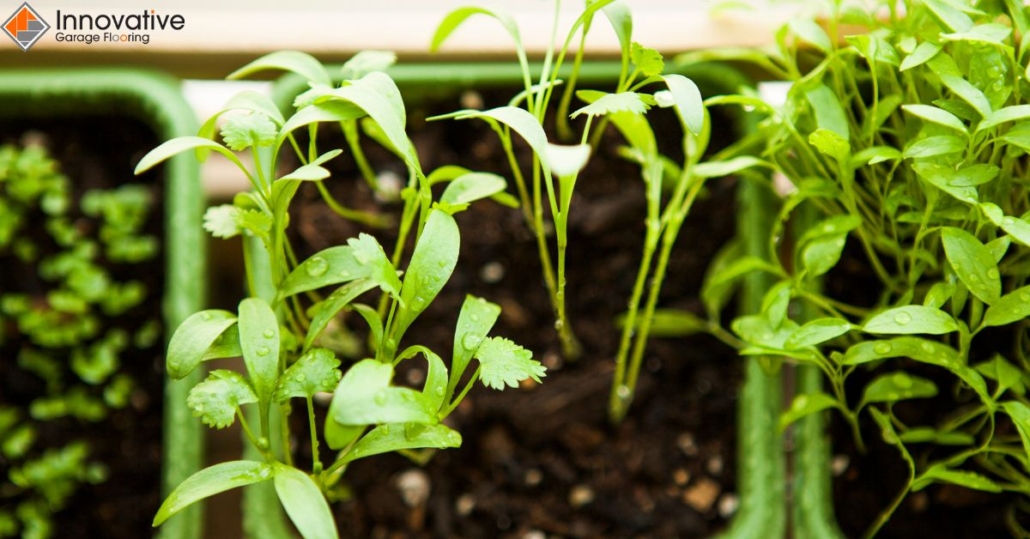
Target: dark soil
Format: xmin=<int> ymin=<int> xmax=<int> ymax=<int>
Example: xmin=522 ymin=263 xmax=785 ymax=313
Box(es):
xmin=284 ymin=86 xmax=745 ymax=538
xmin=0 ymin=118 xmax=165 ymax=538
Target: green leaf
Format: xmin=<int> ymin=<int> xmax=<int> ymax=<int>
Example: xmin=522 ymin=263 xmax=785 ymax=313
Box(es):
xmin=789 ymin=19 xmax=832 ymax=53
xmin=863 ymin=305 xmax=958 ymax=335
xmin=936 ymin=71 xmax=992 ymax=119
xmin=238 ymin=298 xmax=280 ymax=406
xmin=304 ymin=280 xmax=380 ymax=351
xmin=802 ymin=233 xmax=848 ymax=277
xmin=912 ymin=163 xmax=978 ymax=204
xmin=154 ymin=461 xmax=272 ymax=526
xmin=945 ymin=164 xmax=999 ymax=187
xmin=221 ymin=112 xmax=277 ymax=151
xmin=618 ymin=308 xmax=708 ymax=338
xmin=941 ymin=23 xmax=1012 ymax=47
xmin=279 ymin=235 xmax=400 ymax=300
xmin=166 ymin=310 xmax=238 ymax=379
xmin=331 ymin=72 xmax=418 ymax=172
xmin=780 ymin=392 xmax=838 ymax=430
xmin=455 ymin=106 xmax=550 ymax=173
xmin=702 ymin=253 xmax=779 ymax=316
xmin=898 ymin=427 xmax=974 ymax=445
xmin=900 ymin=42 xmax=941 ymax=71
xmin=942 ymin=227 xmax=1001 ymax=304
xmin=1003 ymin=401 xmax=1030 ymax=460
xmin=761 ymin=280 xmax=792 ymax=330
xmin=922 ymin=0 xmax=974 ymax=32
xmin=912 ymin=464 xmax=1002 ymax=493
xmin=399 ymin=346 xmax=448 ymax=413
xmin=450 ymin=296 xmax=501 ymax=398
xmin=806 ymin=84 xmax=850 ymax=140
xmin=431 ymin=6 xmax=520 ymax=53
xmin=279 ymin=102 xmax=365 ymax=142
xmin=341 ymin=50 xmax=397 ymax=79
xmin=440 ymin=172 xmax=507 ymax=207
xmin=228 ymin=50 xmax=331 ymax=86
xmin=571 ymin=92 xmax=651 ymax=119
xmin=198 ymin=90 xmax=287 ymax=141
xmin=134 ymin=136 xmax=245 ymax=175
xmin=974 ymin=355 xmax=1025 ymax=396
xmin=630 ymin=42 xmax=664 ymax=77
xmin=1001 ymin=215 xmax=1030 ymax=248
xmin=977 ymin=104 xmax=1030 ymax=132
xmin=902 ymin=104 xmax=968 ymax=134
xmin=982 ymin=285 xmax=1030 ymax=327
xmin=203 ymin=205 xmax=240 ymax=239
xmin=903 ymin=135 xmax=965 ymax=159
xmin=274 ymin=349 xmax=342 ymax=402
xmin=808 ymin=128 xmax=850 ymax=163
xmin=544 ymin=144 xmax=591 ymax=178
xmin=785 ymin=318 xmax=851 ymax=349
xmin=662 ymin=74 xmax=705 ymax=135
xmin=860 ymin=372 xmax=938 ymax=407
xmin=601 ymin=1 xmax=632 ymax=60
xmin=187 ymin=370 xmax=258 ymax=429
xmin=692 ymin=156 xmax=769 ymax=178
xmin=338 ymin=423 xmax=462 ymax=465
xmin=278 ymin=164 xmax=330 ymax=182
xmin=330 ymin=360 xmax=435 ymax=426
xmin=395 ymin=209 xmax=459 ymax=338
xmin=272 ymin=464 xmax=337 ymax=539
xmin=475 ymin=337 xmax=546 ymax=390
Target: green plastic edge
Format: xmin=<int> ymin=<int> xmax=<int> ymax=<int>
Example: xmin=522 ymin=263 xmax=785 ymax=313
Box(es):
xmin=0 ymin=68 xmax=204 ymax=539
xmin=791 ymin=208 xmax=845 ymax=539
xmin=269 ymin=60 xmax=786 ymax=536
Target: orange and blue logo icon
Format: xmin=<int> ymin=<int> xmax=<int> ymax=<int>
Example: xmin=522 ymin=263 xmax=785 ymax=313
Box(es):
xmin=3 ymin=3 xmax=49 ymax=51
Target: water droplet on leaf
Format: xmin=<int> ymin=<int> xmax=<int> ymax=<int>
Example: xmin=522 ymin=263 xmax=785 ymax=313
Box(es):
xmin=874 ymin=342 xmax=893 ymax=355
xmin=462 ymin=334 xmax=481 ymax=350
xmin=893 ymin=312 xmax=911 ymax=325
xmin=256 ymin=346 xmax=270 ymax=357
xmin=306 ymin=257 xmax=329 ymax=277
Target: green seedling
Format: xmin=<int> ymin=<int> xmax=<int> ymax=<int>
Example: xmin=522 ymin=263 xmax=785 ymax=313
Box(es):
xmin=696 ymin=0 xmax=1030 ymax=535
xmin=137 ymin=50 xmax=544 ymax=538
xmin=0 ymin=143 xmax=158 ymax=539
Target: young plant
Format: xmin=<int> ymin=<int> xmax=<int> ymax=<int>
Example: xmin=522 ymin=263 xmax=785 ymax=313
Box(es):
xmin=0 ymin=143 xmax=159 ymax=539
xmin=136 ymin=51 xmax=545 ymax=538
xmin=701 ymin=0 xmax=1030 ymax=535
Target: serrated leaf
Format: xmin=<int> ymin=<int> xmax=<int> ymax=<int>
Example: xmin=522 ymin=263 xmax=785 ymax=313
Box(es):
xmin=860 ymin=372 xmax=938 ymax=407
xmin=395 ymin=210 xmax=459 ymax=339
xmin=330 ymin=360 xmax=435 ymax=425
xmin=780 ymin=392 xmax=838 ymax=430
xmin=440 ymin=172 xmax=507 ymax=207
xmin=450 ymin=296 xmax=501 ymax=398
xmin=789 ymin=19 xmax=832 ymax=53
xmin=338 ymin=423 xmax=462 ymax=466
xmin=1002 ymin=215 xmax=1030 ymax=248
xmin=236 ymin=208 xmax=273 ymax=238
xmin=221 ymin=112 xmax=278 ymax=151
xmin=982 ymin=285 xmax=1030 ymax=327
xmin=304 ymin=280 xmax=380 ymax=351
xmin=342 ymin=50 xmax=397 ymax=80
xmin=631 ymin=42 xmax=664 ymax=76
xmin=663 ymin=74 xmax=705 ymax=135
xmin=902 ymin=104 xmax=968 ymax=134
xmin=912 ymin=464 xmax=1001 ymax=493
xmin=153 ymin=460 xmax=272 ymax=526
xmin=238 ymin=298 xmax=280 ymax=406
xmin=571 ymin=92 xmax=651 ymax=119
xmin=272 ymin=464 xmax=337 ymax=539
xmin=203 ymin=205 xmax=240 ymax=238
xmin=166 ymin=310 xmax=238 ymax=379
xmin=903 ymin=135 xmax=965 ymax=159
xmin=280 ymin=235 xmax=399 ymax=300
xmin=942 ymin=227 xmax=1001 ymax=304
xmin=785 ymin=318 xmax=851 ymax=349
xmin=900 ymin=42 xmax=941 ymax=71
xmin=475 ymin=337 xmax=546 ymax=390
xmin=863 ymin=305 xmax=958 ymax=335
xmin=274 ymin=349 xmax=342 ymax=402
xmin=228 ymin=50 xmax=331 ymax=86
xmin=187 ymin=370 xmax=258 ymax=429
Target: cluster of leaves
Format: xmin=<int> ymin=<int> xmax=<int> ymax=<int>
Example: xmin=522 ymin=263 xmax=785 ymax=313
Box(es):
xmin=0 ymin=143 xmax=159 ymax=538
xmin=137 ymin=49 xmax=546 ymax=538
xmin=690 ymin=0 xmax=1030 ymax=535
xmin=431 ymin=0 xmax=749 ymax=423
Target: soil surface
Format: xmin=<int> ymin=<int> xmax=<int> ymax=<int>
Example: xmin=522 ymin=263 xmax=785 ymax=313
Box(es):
xmin=0 ymin=118 xmax=165 ymax=538
xmin=284 ymin=87 xmax=746 ymax=538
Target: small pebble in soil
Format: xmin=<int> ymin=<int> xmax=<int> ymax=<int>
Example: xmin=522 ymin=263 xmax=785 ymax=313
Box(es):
xmin=683 ymin=477 xmax=721 ymax=513
xmin=479 ymin=261 xmax=505 ymax=284
xmin=460 ymin=90 xmax=485 ymax=110
xmin=909 ymin=491 xmax=929 ymax=513
xmin=673 ymin=468 xmax=691 ymax=486
xmin=569 ymin=484 xmax=595 ymax=508
xmin=405 ymin=367 xmax=425 ymax=385
xmin=395 ymin=469 xmax=430 ymax=508
xmin=374 ymin=170 xmax=404 ymax=203
xmin=706 ymin=455 xmax=724 ymax=476
xmin=718 ymin=493 xmax=740 ymax=518
xmin=524 ymin=468 xmax=543 ymax=487
xmin=831 ymin=454 xmax=850 ymax=477
xmin=521 ymin=531 xmax=546 ymax=539
xmin=455 ymin=493 xmax=476 ymax=517
xmin=541 ymin=351 xmax=562 ymax=371
xmin=677 ymin=432 xmax=699 ymax=457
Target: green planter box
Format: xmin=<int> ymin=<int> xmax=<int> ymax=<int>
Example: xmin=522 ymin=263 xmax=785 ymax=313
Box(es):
xmin=0 ymin=69 xmax=204 ymax=539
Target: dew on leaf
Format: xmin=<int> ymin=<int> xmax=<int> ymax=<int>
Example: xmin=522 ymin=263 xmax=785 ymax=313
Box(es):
xmin=874 ymin=342 xmax=893 ymax=355
xmin=306 ymin=257 xmax=329 ymax=277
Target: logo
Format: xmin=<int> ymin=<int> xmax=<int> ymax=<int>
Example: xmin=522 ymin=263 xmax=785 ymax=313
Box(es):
xmin=3 ymin=3 xmax=49 ymax=51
